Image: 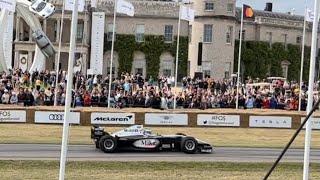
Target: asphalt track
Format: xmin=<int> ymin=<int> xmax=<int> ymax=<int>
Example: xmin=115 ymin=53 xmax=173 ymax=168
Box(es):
xmin=1 ymin=144 xmax=320 ymax=163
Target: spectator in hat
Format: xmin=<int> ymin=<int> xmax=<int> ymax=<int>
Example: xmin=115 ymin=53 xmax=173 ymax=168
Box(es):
xmin=10 ymin=92 xmax=18 ymax=104
xmin=1 ymin=89 xmax=10 ymax=104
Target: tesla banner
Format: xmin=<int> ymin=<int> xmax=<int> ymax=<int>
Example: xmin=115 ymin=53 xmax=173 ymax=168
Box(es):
xmin=0 ymin=110 xmax=26 ymax=123
xmin=145 ymin=113 xmax=188 ymax=125
xmin=197 ymin=114 xmax=240 ymax=127
xmin=249 ymin=116 xmax=292 ymax=128
xmin=35 ymin=111 xmax=80 ymax=124
xmin=301 ymin=117 xmax=320 ymax=130
xmin=90 ymin=12 xmax=105 ymax=75
xmin=91 ymin=113 xmax=135 ymax=125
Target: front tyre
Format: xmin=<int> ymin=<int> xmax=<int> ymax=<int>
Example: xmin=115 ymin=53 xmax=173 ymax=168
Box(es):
xmin=99 ymin=136 xmax=117 ymax=153
xmin=181 ymin=137 xmax=198 ymax=154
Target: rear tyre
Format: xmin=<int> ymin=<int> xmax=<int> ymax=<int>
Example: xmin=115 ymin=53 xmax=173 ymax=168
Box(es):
xmin=99 ymin=136 xmax=117 ymax=153
xmin=181 ymin=137 xmax=198 ymax=154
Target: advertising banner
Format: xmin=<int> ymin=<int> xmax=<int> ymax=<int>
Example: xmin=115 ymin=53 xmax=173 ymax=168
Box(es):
xmin=145 ymin=113 xmax=188 ymax=125
xmin=65 ymin=0 xmax=85 ymax=12
xmin=35 ymin=111 xmax=80 ymax=124
xmin=0 ymin=110 xmax=26 ymax=123
xmin=197 ymin=114 xmax=240 ymax=127
xmin=249 ymin=116 xmax=292 ymax=128
xmin=91 ymin=113 xmax=135 ymax=125
xmin=301 ymin=117 xmax=320 ymax=130
xmin=90 ymin=12 xmax=105 ymax=75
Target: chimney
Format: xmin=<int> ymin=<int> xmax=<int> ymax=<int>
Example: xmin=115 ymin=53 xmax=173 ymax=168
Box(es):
xmin=264 ymin=2 xmax=273 ymax=12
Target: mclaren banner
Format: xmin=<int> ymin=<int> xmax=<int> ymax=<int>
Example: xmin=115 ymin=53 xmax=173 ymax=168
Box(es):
xmin=35 ymin=111 xmax=80 ymax=124
xmin=90 ymin=12 xmax=105 ymax=75
xmin=91 ymin=113 xmax=135 ymax=125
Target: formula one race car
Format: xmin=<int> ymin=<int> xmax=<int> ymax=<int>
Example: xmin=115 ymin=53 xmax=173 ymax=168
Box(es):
xmin=91 ymin=125 xmax=213 ymax=154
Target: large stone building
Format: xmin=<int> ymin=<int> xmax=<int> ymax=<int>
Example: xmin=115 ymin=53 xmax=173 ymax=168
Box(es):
xmin=12 ymin=0 xmax=318 ymax=79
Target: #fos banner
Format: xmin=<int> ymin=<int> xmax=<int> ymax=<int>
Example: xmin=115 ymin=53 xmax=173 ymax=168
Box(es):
xmin=35 ymin=111 xmax=80 ymax=124
xmin=197 ymin=114 xmax=240 ymax=127
xmin=249 ymin=116 xmax=292 ymax=128
xmin=0 ymin=110 xmax=26 ymax=123
xmin=145 ymin=113 xmax=188 ymax=125
xmin=90 ymin=12 xmax=105 ymax=75
xmin=91 ymin=113 xmax=135 ymax=125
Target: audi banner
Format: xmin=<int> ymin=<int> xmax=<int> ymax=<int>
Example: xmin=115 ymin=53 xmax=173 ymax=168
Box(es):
xmin=91 ymin=113 xmax=135 ymax=125
xmin=0 ymin=110 xmax=26 ymax=123
xmin=35 ymin=111 xmax=80 ymax=124
xmin=145 ymin=113 xmax=188 ymax=126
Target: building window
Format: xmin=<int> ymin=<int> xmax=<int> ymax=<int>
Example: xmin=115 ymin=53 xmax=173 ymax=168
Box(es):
xmin=296 ymin=36 xmax=302 ymax=44
xmin=226 ymin=26 xmax=233 ymax=44
xmin=227 ymin=3 xmax=234 ymax=13
xmin=76 ymin=22 xmax=84 ymax=42
xmin=107 ymin=23 xmax=115 ymax=42
xmin=188 ymin=25 xmax=192 ymax=43
xmin=266 ymin=32 xmax=272 ymax=47
xmin=238 ymin=30 xmax=245 ymax=40
xmin=204 ymin=2 xmax=214 ymax=11
xmin=54 ymin=21 xmax=58 ymax=41
xmin=135 ymin=24 xmax=145 ymax=42
xmin=203 ymin=24 xmax=213 ymax=43
xmin=164 ymin=25 xmax=173 ymax=42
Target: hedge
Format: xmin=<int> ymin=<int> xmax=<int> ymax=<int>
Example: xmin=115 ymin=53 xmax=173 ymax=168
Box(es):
xmin=234 ymin=40 xmax=314 ymax=81
xmin=104 ymin=34 xmax=188 ymax=80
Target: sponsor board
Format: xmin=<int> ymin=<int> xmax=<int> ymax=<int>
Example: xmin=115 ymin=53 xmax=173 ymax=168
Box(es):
xmin=249 ymin=116 xmax=292 ymax=128
xmin=35 ymin=111 xmax=80 ymax=124
xmin=197 ymin=114 xmax=240 ymax=127
xmin=0 ymin=110 xmax=26 ymax=123
xmin=133 ymin=139 xmax=160 ymax=148
xmin=91 ymin=113 xmax=135 ymax=125
xmin=301 ymin=117 xmax=320 ymax=130
xmin=90 ymin=12 xmax=105 ymax=75
xmin=145 ymin=113 xmax=188 ymax=125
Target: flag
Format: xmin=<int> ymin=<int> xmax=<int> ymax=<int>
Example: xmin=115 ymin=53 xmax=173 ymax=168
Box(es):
xmin=0 ymin=0 xmax=16 ymax=12
xmin=91 ymin=0 xmax=97 ymax=8
xmin=306 ymin=8 xmax=314 ymax=22
xmin=243 ymin=4 xmax=254 ymax=19
xmin=173 ymin=0 xmax=191 ymax=3
xmin=65 ymin=0 xmax=85 ymax=12
xmin=180 ymin=6 xmax=195 ymax=22
xmin=117 ymin=0 xmax=134 ymax=17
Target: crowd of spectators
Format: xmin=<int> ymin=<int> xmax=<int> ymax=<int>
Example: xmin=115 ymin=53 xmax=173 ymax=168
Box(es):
xmin=0 ymin=69 xmax=318 ymax=111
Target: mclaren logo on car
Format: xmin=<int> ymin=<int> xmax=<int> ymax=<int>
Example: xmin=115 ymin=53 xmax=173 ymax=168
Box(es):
xmin=94 ymin=115 xmax=133 ymax=122
xmin=133 ymin=139 xmax=160 ymax=148
xmin=49 ymin=114 xmax=64 ymax=121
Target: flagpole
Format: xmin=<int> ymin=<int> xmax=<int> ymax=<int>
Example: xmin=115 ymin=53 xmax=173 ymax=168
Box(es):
xmin=107 ymin=0 xmax=117 ymax=108
xmin=236 ymin=5 xmax=244 ymax=110
xmin=58 ymin=0 xmax=79 ymax=179
xmin=173 ymin=3 xmax=182 ymax=110
xmin=303 ymin=0 xmax=320 ymax=179
xmin=54 ymin=0 xmax=66 ymax=106
xmin=299 ymin=0 xmax=308 ymax=111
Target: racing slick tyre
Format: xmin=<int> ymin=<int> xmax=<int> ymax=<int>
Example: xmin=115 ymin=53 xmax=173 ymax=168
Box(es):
xmin=99 ymin=136 xmax=117 ymax=153
xmin=181 ymin=137 xmax=198 ymax=154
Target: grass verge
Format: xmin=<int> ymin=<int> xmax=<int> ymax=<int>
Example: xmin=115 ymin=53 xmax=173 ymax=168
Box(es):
xmin=0 ymin=161 xmax=319 ymax=180
xmin=1 ymin=124 xmax=320 ymax=148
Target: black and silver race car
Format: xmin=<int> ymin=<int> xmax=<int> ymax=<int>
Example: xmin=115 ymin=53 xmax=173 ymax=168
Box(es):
xmin=91 ymin=125 xmax=213 ymax=154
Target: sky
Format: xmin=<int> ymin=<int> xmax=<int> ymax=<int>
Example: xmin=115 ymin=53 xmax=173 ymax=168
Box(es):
xmin=236 ymin=0 xmax=314 ymax=15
